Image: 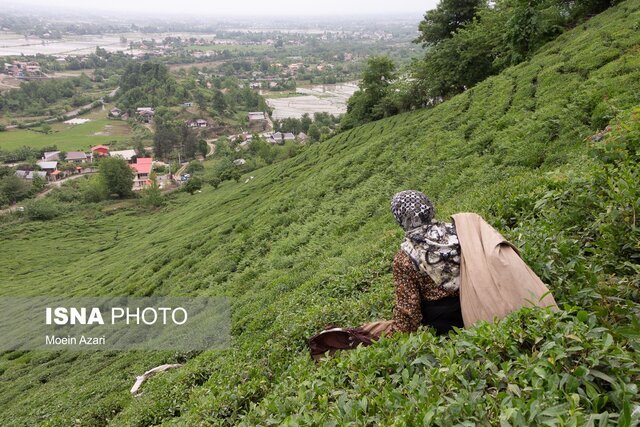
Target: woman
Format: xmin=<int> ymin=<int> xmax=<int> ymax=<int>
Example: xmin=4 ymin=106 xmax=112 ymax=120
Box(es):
xmin=309 ymin=190 xmax=558 ymax=359
xmin=389 ymin=190 xmax=464 ymax=335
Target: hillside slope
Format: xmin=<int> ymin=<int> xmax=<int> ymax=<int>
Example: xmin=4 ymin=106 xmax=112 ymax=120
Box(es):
xmin=1 ymin=1 xmax=640 ymax=425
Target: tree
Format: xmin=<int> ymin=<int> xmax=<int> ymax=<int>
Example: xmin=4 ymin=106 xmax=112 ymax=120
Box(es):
xmin=81 ymin=175 xmax=109 ymax=203
xmin=1 ymin=175 xmax=30 ymax=203
xmin=140 ymin=177 xmax=163 ymax=208
xmin=31 ymin=175 xmax=46 ymax=193
xmin=98 ymin=157 xmax=133 ymax=197
xmin=415 ymin=0 xmax=485 ymax=46
xmin=341 ymin=56 xmax=397 ymax=129
xmin=186 ymin=160 xmax=204 ymax=174
xmin=230 ymin=169 xmax=242 ymax=183
xmin=212 ymin=90 xmax=227 ymax=114
xmin=307 ymin=123 xmax=321 ymax=142
xmin=194 ymin=89 xmax=208 ymax=112
xmin=300 ymin=114 xmax=313 ymax=133
xmin=153 ymin=111 xmax=181 ymax=159
xmin=183 ymin=176 xmax=203 ymax=194
xmin=208 ymin=176 xmax=221 ymax=189
xmin=182 ymin=126 xmax=198 ymax=160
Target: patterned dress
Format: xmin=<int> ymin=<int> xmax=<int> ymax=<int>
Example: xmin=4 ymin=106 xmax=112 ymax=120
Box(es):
xmin=391 ymin=250 xmax=459 ymax=333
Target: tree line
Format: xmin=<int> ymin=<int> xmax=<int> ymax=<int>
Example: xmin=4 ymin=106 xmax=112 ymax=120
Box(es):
xmin=341 ymin=0 xmax=620 ymax=129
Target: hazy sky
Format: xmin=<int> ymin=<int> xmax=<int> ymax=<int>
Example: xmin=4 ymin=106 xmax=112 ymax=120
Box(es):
xmin=7 ymin=0 xmax=437 ymax=17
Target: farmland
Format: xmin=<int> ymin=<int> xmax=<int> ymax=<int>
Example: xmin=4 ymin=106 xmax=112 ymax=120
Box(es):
xmin=0 ymin=108 xmax=132 ymax=151
xmin=266 ymin=82 xmax=357 ymax=119
xmin=0 ymin=0 xmax=639 ymax=424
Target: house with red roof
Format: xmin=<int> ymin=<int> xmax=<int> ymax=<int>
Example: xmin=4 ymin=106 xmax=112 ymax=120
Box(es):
xmin=91 ymin=145 xmax=110 ymax=157
xmin=130 ymin=157 xmax=153 ymax=190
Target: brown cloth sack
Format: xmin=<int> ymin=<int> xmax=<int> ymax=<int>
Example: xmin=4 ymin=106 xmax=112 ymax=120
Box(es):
xmin=452 ymin=213 xmax=558 ymax=327
xmin=308 ymin=321 xmax=393 ymax=361
xmin=308 ymin=327 xmax=375 ymax=361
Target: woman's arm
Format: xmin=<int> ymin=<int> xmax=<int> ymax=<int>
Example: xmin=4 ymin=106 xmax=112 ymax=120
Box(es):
xmin=391 ymin=251 xmax=423 ymax=333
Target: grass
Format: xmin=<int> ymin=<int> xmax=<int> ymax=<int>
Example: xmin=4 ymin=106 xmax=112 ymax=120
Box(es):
xmin=186 ymin=44 xmax=274 ymax=54
xmin=0 ymin=1 xmax=639 ymax=425
xmin=0 ymin=107 xmax=132 ymax=151
xmin=263 ymin=91 xmax=305 ymax=99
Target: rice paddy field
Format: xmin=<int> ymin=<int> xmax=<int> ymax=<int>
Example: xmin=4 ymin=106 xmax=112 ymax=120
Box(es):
xmin=266 ymin=82 xmax=357 ymax=119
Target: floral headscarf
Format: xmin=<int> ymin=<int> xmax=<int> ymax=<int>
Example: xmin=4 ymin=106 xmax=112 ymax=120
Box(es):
xmin=391 ymin=190 xmax=461 ymax=291
xmin=391 ymin=190 xmax=435 ymax=231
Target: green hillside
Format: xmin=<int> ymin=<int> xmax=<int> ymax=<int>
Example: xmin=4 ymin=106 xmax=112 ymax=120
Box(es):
xmin=1 ymin=1 xmax=640 ymax=425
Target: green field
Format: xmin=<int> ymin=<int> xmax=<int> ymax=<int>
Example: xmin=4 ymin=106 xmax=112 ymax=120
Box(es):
xmin=1 ymin=1 xmax=639 ymax=425
xmin=0 ymin=109 xmax=132 ymax=151
xmin=187 ymin=43 xmax=274 ymax=54
xmin=263 ymin=90 xmax=305 ymax=99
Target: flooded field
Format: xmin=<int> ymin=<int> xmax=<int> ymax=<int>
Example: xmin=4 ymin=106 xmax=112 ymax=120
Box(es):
xmin=0 ymin=32 xmax=133 ymax=56
xmin=266 ymin=82 xmax=358 ymax=120
xmin=0 ymin=31 xmax=261 ymax=57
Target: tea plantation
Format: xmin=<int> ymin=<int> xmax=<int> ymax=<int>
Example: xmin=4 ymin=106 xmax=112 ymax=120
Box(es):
xmin=1 ymin=1 xmax=639 ymax=425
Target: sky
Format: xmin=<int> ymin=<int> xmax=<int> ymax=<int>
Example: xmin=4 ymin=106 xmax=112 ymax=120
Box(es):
xmin=5 ymin=0 xmax=438 ymax=17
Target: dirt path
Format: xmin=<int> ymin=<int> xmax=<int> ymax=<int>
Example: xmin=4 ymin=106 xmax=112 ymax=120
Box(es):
xmin=205 ymin=139 xmax=217 ymax=157
xmin=173 ymin=163 xmax=189 ymax=181
xmin=0 ymin=172 xmax=96 ymax=216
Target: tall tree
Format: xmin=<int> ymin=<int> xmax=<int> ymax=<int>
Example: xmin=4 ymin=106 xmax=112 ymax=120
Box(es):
xmin=99 ymin=157 xmax=133 ymax=197
xmin=341 ymin=56 xmax=397 ymax=129
xmin=212 ymin=90 xmax=227 ymax=114
xmin=415 ymin=0 xmax=485 ymax=46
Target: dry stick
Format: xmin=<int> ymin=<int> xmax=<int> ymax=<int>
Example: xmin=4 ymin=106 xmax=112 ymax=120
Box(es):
xmin=130 ymin=363 xmax=183 ymax=396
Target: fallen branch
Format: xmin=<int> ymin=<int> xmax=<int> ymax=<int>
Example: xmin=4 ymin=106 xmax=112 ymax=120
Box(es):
xmin=130 ymin=363 xmax=183 ymax=396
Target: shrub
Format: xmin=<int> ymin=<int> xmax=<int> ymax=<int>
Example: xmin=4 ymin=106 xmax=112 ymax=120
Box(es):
xmin=25 ymin=199 xmax=63 ymax=220
xmin=185 ymin=161 xmax=204 ymax=175
xmin=80 ymin=175 xmax=109 ymax=203
xmin=183 ymin=176 xmax=203 ymax=194
xmin=139 ymin=182 xmax=164 ymax=208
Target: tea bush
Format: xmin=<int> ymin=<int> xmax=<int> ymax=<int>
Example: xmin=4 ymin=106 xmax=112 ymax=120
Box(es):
xmin=1 ymin=1 xmax=639 ymax=424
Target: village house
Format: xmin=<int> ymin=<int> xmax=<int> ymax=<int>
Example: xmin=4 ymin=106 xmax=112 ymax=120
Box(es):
xmin=248 ymin=111 xmax=267 ymax=131
xmin=272 ymin=132 xmax=284 ymax=143
xmin=136 ymin=107 xmax=155 ymax=123
xmin=15 ymin=170 xmax=48 ymax=181
xmin=42 ymin=151 xmax=61 ymax=161
xmin=109 ymin=107 xmax=122 ymax=118
xmin=5 ymin=60 xmax=41 ymax=77
xmin=287 ymin=63 xmax=304 ymax=72
xmin=297 ymin=132 xmax=307 ymax=143
xmin=91 ymin=145 xmax=110 ymax=157
xmin=130 ymin=157 xmax=153 ymax=190
xmin=65 ymin=152 xmax=89 ymax=163
xmin=36 ymin=161 xmax=58 ymax=180
xmin=110 ymin=149 xmax=137 ymax=163
xmin=108 ymin=107 xmax=127 ymax=120
xmin=186 ymin=119 xmax=208 ymax=128
xmin=248 ymin=112 xmax=266 ymax=122
xmin=283 ymin=132 xmax=295 ymax=142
